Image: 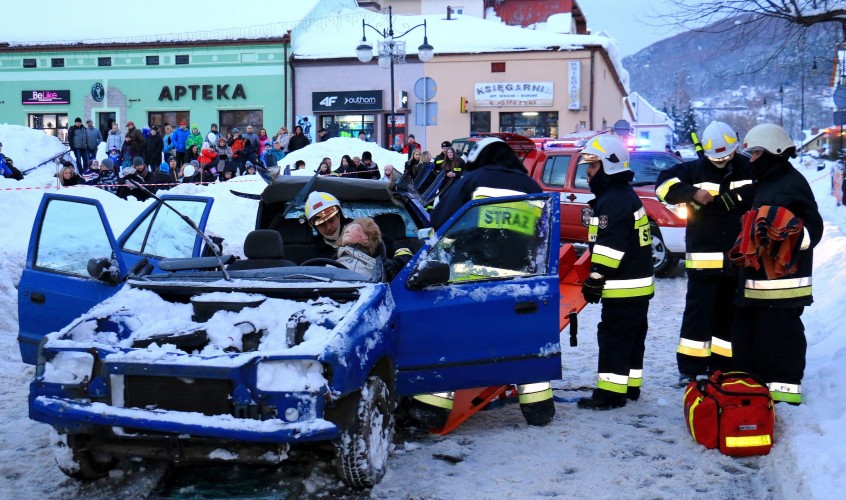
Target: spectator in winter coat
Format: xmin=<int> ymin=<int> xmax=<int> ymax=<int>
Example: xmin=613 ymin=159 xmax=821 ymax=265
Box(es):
xmin=144 ymin=125 xmax=164 ymax=168
xmin=287 ymin=125 xmax=310 ymax=153
xmin=402 ymin=134 xmax=419 ymax=159
xmin=1 ymin=155 xmax=23 ymax=181
xmin=172 ymin=121 xmax=190 ymax=166
xmin=119 ymin=135 xmax=140 ymax=168
xmin=106 ymin=123 xmax=124 ymax=153
xmin=107 ymin=147 xmax=121 ymax=172
xmin=149 ymin=161 xmax=174 ymax=192
xmin=186 ymin=124 xmax=204 ymax=153
xmin=198 ymin=143 xmax=218 ymax=167
xmin=317 ymin=128 xmax=330 ymax=142
xmin=68 ymin=117 xmax=89 ymax=173
xmin=258 ymin=128 xmax=271 ymax=151
xmin=381 ymin=164 xmax=401 ymax=184
xmin=242 ymin=125 xmax=260 ymax=152
xmin=228 ymin=128 xmax=246 ymax=171
xmin=82 ymin=159 xmax=100 ymax=185
xmin=358 ymin=151 xmax=380 ymax=180
xmin=58 ymin=165 xmax=83 ymax=186
xmin=206 ymin=123 xmax=220 ymax=147
xmin=96 ymin=158 xmax=119 ymax=194
xmin=335 ymin=155 xmax=355 ymax=176
xmin=317 ymin=162 xmax=332 ymax=176
xmin=162 ymin=124 xmax=175 ymax=162
xmin=0 ymin=142 xmax=15 ymax=179
xmin=212 ymin=137 xmax=234 ymax=172
xmin=125 ymin=121 xmax=146 ymax=158
xmin=84 ymin=119 xmax=103 ymax=161
xmin=166 ymin=157 xmax=179 ymax=183
xmin=273 ymin=126 xmax=291 ymax=152
xmin=118 ymin=156 xmax=154 ymax=200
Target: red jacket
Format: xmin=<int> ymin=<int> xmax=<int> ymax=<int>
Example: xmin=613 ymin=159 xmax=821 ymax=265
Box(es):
xmin=198 ymin=148 xmax=218 ymax=166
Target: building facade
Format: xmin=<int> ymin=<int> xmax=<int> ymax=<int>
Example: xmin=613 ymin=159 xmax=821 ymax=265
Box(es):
xmin=0 ymin=38 xmax=290 ymax=144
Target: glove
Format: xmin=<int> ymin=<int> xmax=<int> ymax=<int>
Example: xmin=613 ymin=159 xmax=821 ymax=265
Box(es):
xmin=582 ymin=272 xmax=605 ymax=304
xmin=717 ymin=190 xmax=739 ymax=212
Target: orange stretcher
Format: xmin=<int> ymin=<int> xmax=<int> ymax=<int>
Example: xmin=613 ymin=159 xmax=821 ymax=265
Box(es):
xmin=435 ymin=244 xmax=591 ymax=435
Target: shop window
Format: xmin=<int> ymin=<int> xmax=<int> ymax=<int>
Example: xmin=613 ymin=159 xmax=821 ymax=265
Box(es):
xmin=175 ymin=55 xmax=189 ymax=65
xmin=98 ymin=57 xmax=111 ymax=67
xmin=148 ymin=111 xmax=190 ymax=130
xmin=319 ymin=114 xmax=375 ymax=142
xmin=29 ymin=114 xmax=69 ymax=144
xmin=219 ymin=110 xmax=263 ymax=135
xmin=470 ymin=111 xmax=491 ymax=135
xmin=51 ymin=58 xmax=64 ymax=68
xmin=491 ymin=62 xmax=505 ymax=73
xmin=23 ymin=58 xmax=36 ymax=68
xmin=146 ymin=56 xmax=159 ymax=66
xmin=499 ymin=111 xmax=558 ymax=138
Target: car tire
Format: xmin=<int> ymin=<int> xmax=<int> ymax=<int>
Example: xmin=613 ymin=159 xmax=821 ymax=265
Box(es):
xmin=335 ymin=376 xmax=395 ymax=490
xmin=51 ymin=429 xmax=118 ymax=480
xmin=650 ymin=222 xmax=678 ymax=277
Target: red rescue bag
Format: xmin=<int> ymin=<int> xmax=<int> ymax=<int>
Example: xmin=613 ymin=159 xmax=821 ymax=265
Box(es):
xmin=683 ymin=371 xmax=775 ymax=457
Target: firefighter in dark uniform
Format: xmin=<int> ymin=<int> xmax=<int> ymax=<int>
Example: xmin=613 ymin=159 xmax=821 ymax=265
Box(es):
xmin=655 ymin=121 xmax=754 ymax=385
xmin=577 ymin=135 xmax=655 ymax=410
xmin=730 ymin=123 xmax=822 ymax=404
xmin=408 ymin=137 xmax=556 ymax=427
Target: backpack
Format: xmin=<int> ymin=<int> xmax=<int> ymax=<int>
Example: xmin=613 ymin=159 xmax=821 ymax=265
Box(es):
xmin=683 ymin=371 xmax=775 ymax=457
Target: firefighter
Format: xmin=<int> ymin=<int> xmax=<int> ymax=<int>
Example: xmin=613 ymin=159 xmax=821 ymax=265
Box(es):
xmin=577 ymin=135 xmax=655 ymax=410
xmin=408 ymin=137 xmax=556 ymax=428
xmin=730 ymin=123 xmax=822 ymax=404
xmin=655 ymin=121 xmax=754 ymax=385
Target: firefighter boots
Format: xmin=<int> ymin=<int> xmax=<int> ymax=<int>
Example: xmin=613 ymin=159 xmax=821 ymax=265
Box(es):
xmin=577 ymin=389 xmax=626 ymax=410
xmin=520 ymin=398 xmax=555 ymax=426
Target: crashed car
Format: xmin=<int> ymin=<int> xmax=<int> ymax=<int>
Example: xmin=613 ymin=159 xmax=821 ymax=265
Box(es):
xmin=20 ymin=176 xmax=564 ymax=489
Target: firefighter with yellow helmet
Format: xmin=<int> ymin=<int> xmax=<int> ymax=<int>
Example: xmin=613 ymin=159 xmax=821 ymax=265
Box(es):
xmin=408 ymin=137 xmax=556 ymax=427
xmin=655 ymin=121 xmax=754 ymax=385
xmin=577 ymin=134 xmax=655 ymax=410
xmin=730 ymin=123 xmax=822 ymax=404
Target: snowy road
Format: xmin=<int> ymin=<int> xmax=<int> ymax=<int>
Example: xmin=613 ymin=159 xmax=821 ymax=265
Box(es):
xmin=0 ymin=266 xmax=799 ymax=499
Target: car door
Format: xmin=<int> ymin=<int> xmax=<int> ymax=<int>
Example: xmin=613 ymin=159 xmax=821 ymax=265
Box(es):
xmin=391 ymin=193 xmax=562 ymax=396
xmin=17 ymin=194 xmax=213 ymax=364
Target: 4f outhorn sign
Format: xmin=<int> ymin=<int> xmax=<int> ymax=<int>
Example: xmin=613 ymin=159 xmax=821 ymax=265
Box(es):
xmin=313 ymin=91 xmax=382 ymax=111
xmin=158 ymin=84 xmax=247 ymax=101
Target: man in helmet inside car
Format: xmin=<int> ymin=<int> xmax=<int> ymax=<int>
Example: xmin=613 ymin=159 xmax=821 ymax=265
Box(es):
xmin=729 ymin=123 xmax=822 ymax=405
xmin=655 ymin=121 xmax=754 ymax=386
xmin=577 ymin=134 xmax=655 ymax=410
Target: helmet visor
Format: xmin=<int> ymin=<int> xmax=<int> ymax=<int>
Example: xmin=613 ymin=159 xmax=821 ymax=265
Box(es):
xmin=309 ymin=205 xmax=340 ymax=227
xmin=707 ymin=153 xmax=733 ymax=164
xmin=580 ymin=153 xmax=601 ymax=163
xmin=740 ymin=146 xmax=763 ymax=158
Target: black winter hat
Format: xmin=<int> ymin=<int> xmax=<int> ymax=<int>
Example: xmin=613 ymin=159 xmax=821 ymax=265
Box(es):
xmin=441 ymin=141 xmax=452 ymax=148
xmin=362 ymin=151 xmax=372 ymax=161
xmin=132 ymin=156 xmax=145 ymax=166
xmin=100 ymin=158 xmax=114 ymax=169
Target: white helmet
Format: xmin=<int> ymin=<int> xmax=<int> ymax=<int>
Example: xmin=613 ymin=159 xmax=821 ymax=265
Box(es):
xmin=742 ymin=123 xmax=795 ymax=157
xmin=701 ymin=121 xmax=739 ymax=159
xmin=580 ymin=135 xmax=630 ymax=175
xmin=467 ymin=137 xmax=505 ymax=164
xmin=304 ymin=191 xmax=342 ymax=227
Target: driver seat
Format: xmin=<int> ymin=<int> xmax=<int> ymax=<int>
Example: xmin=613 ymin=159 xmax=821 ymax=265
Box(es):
xmin=228 ymin=230 xmax=296 ymax=270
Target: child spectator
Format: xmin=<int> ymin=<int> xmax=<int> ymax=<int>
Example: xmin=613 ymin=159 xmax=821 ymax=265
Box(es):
xmin=96 ymin=158 xmax=119 ymax=194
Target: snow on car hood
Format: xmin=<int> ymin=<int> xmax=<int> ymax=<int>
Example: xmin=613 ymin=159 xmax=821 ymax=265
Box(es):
xmin=47 ymin=285 xmax=379 ymax=366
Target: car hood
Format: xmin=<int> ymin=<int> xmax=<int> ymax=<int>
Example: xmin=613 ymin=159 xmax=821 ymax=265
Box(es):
xmin=46 ymin=284 xmax=379 ymax=364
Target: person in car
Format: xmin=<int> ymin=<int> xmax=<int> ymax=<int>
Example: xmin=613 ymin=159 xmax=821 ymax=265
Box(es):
xmin=305 ymin=191 xmax=413 ymax=280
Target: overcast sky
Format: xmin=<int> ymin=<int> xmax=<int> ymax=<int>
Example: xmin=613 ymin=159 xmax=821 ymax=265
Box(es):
xmin=579 ymin=0 xmax=683 ymax=57
xmin=0 ymin=0 xmax=681 ymax=58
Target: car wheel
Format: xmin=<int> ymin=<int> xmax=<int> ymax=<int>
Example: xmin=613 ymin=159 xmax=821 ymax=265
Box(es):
xmin=51 ymin=429 xmax=118 ymax=480
xmin=650 ymin=222 xmax=678 ymax=277
xmin=335 ymin=376 xmax=395 ymax=490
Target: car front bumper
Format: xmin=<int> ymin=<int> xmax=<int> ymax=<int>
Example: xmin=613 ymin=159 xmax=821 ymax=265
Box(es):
xmin=659 ymin=225 xmax=686 ymax=254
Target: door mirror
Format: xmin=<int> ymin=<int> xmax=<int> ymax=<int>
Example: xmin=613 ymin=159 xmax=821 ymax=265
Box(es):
xmin=406 ymin=261 xmax=450 ymax=290
xmin=87 ymin=257 xmax=121 ymax=285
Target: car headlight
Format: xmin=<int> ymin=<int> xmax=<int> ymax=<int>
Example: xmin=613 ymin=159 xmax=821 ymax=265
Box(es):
xmin=665 ymin=203 xmax=688 ymax=220
xmin=42 ymin=352 xmax=95 ymax=385
xmin=256 ymin=360 xmax=327 ymax=392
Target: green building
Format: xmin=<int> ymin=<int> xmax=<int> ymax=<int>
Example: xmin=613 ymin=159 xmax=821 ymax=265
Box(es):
xmin=0 ymin=36 xmax=291 ymax=143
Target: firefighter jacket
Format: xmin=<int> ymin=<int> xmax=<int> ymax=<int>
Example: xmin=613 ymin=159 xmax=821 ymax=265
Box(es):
xmin=588 ymin=179 xmax=655 ymax=302
xmin=655 ymin=155 xmax=754 ymax=274
xmin=734 ymin=156 xmax=822 ymax=307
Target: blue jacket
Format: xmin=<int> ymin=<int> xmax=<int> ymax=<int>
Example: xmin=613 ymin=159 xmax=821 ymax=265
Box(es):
xmin=172 ymin=127 xmax=190 ymax=152
xmin=0 ymin=154 xmax=11 ymax=177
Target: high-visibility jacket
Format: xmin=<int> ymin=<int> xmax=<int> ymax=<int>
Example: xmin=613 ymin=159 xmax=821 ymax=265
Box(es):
xmin=588 ymin=181 xmax=654 ymax=301
xmin=736 ymin=159 xmax=822 ymax=307
xmin=655 ymin=155 xmax=754 ymax=274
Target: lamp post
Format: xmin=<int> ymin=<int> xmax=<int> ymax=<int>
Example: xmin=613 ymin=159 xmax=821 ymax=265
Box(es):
xmin=779 ymin=83 xmax=784 ymax=127
xmin=356 ymin=6 xmax=434 ymax=149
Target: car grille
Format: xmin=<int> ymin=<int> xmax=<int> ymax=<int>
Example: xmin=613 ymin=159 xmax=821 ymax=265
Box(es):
xmin=123 ymin=375 xmax=233 ymax=416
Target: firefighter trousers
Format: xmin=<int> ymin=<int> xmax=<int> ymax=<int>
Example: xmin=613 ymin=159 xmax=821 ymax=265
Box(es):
xmin=677 ymin=273 xmax=737 ymax=377
xmin=595 ymin=300 xmax=650 ymax=397
xmin=730 ymin=305 xmax=806 ymax=404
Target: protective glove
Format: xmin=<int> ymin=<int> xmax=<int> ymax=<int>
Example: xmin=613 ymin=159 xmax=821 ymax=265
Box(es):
xmin=582 ymin=272 xmax=605 ymax=304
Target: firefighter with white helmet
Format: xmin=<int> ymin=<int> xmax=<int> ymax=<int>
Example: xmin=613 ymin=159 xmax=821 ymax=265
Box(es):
xmin=577 ymin=134 xmax=655 ymax=410
xmin=305 ymin=191 xmax=348 ymax=258
xmin=728 ymin=123 xmax=822 ymax=404
xmin=409 ymin=136 xmax=556 ymax=428
xmin=655 ymin=121 xmax=754 ymax=385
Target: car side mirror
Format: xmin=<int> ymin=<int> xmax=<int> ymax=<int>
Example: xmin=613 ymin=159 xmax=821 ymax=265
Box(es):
xmin=87 ymin=257 xmax=121 ymax=285
xmin=406 ymin=261 xmax=451 ymax=290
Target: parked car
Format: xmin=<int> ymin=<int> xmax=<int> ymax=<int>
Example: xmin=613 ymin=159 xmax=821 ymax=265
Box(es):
xmin=452 ymin=132 xmax=687 ymax=276
xmin=22 ymin=176 xmax=567 ymax=489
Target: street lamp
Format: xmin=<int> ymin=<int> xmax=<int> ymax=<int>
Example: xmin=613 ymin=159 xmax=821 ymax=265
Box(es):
xmin=356 ymin=6 xmax=434 ymax=149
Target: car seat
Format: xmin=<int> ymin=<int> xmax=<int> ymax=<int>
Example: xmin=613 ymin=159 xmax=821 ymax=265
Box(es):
xmin=227 ymin=230 xmax=295 ymax=270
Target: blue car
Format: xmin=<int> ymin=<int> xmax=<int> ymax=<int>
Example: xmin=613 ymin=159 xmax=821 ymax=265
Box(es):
xmin=21 ymin=176 xmax=563 ymax=489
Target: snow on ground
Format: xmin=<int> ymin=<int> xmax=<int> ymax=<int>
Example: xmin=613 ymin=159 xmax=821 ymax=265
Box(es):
xmin=1 ymin=125 xmax=845 ymax=498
